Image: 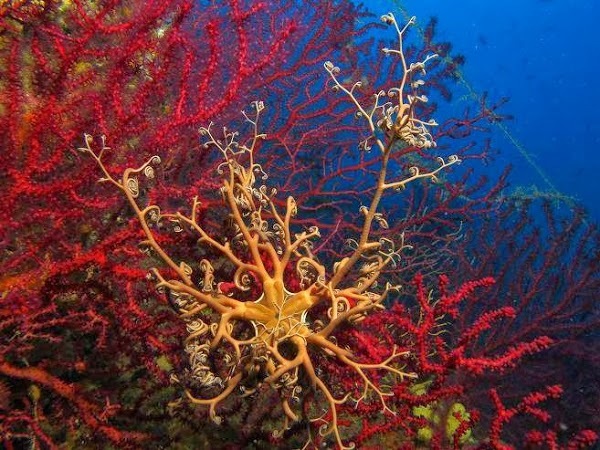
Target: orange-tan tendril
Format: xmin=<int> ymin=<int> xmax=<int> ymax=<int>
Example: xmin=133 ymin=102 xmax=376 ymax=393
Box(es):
xmin=79 ymin=13 xmax=459 ymax=449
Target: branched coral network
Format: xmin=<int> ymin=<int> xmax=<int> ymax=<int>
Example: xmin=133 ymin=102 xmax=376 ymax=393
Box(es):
xmin=2 ymin=1 xmax=597 ymax=448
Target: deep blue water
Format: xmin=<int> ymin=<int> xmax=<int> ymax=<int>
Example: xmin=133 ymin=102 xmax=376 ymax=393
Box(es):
xmin=366 ymin=0 xmax=599 ymax=220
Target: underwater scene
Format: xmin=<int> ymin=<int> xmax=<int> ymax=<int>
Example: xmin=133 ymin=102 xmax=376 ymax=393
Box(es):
xmin=0 ymin=1 xmax=598 ymax=449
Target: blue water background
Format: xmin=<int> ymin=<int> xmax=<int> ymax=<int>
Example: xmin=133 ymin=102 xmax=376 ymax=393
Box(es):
xmin=364 ymin=0 xmax=599 ymax=220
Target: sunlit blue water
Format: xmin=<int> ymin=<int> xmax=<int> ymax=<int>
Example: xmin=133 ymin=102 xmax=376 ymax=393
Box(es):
xmin=365 ymin=0 xmax=599 ymax=220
